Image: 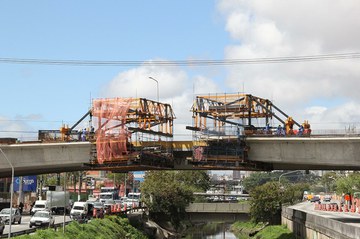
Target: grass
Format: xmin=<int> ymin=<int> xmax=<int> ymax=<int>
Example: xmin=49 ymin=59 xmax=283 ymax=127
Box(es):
xmin=231 ymin=222 xmax=295 ymax=239
xmin=255 ymin=225 xmax=296 ymax=239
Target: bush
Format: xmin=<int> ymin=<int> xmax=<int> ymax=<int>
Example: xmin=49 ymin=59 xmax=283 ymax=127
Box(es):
xmin=15 ymin=216 xmax=147 ymax=239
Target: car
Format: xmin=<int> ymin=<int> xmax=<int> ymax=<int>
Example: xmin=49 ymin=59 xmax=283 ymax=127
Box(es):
xmin=29 ymin=210 xmax=55 ymax=228
xmin=0 ymin=218 xmax=4 ymax=235
xmin=0 ymin=208 xmax=22 ymax=224
xmin=323 ymin=195 xmax=332 ymax=202
xmin=93 ymin=201 xmax=104 ymax=210
xmin=310 ymin=196 xmax=321 ymax=203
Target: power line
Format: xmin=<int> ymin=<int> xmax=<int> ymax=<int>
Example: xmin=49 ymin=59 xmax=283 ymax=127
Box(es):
xmin=0 ymin=52 xmax=359 ymax=67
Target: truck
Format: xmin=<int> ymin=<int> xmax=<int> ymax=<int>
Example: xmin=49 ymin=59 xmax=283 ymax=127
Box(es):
xmin=70 ymin=201 xmax=89 ymax=221
xmin=127 ymin=192 xmax=141 ymax=208
xmin=30 ymin=200 xmax=47 ymax=215
xmin=32 ymin=191 xmax=71 ymax=215
xmin=99 ymin=187 xmax=119 ymax=203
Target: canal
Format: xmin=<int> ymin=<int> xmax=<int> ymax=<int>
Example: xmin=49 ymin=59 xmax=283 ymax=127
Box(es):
xmin=183 ymin=223 xmax=237 ymax=239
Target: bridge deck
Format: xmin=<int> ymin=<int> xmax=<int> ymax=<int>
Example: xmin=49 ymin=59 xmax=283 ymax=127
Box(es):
xmin=1 ymin=136 xmax=360 ymax=177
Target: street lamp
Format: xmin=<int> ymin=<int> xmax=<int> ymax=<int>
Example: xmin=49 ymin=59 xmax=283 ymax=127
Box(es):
xmin=149 ymin=77 xmax=159 ymax=102
xmin=279 ymin=170 xmax=303 ymax=184
xmin=0 ymin=148 xmax=14 ymax=239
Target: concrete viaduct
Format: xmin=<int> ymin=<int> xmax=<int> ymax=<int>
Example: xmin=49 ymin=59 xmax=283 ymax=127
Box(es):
xmin=1 ymin=136 xmax=360 ymax=177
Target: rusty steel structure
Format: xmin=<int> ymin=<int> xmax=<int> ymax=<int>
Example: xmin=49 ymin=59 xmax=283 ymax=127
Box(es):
xmin=36 ymin=94 xmax=311 ymax=171
xmin=186 ymin=93 xmax=310 ymax=170
xmin=91 ymin=98 xmax=175 ymax=167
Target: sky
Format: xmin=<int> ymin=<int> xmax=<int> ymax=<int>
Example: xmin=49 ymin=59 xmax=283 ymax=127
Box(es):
xmin=1 ymin=0 xmax=360 ymax=142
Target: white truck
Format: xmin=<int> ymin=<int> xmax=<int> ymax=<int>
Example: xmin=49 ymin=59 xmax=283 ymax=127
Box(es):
xmin=31 ymin=191 xmax=71 ymax=215
xmin=70 ymin=201 xmax=89 ymax=221
xmin=31 ymin=200 xmax=48 ymax=215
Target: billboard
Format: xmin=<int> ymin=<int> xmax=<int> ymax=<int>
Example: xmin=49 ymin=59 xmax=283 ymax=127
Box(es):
xmin=13 ymin=176 xmax=37 ymax=192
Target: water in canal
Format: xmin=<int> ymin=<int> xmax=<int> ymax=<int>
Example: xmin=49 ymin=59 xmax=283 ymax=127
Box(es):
xmin=182 ymin=223 xmax=237 ymax=239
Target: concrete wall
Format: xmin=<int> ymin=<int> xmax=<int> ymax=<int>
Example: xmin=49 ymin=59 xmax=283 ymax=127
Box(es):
xmin=0 ymin=142 xmax=93 ymax=176
xmin=282 ymin=206 xmax=360 ymax=239
xmin=247 ymin=137 xmax=360 ymax=170
xmin=186 ymin=202 xmax=250 ymax=223
xmin=186 ymin=202 xmax=250 ymax=213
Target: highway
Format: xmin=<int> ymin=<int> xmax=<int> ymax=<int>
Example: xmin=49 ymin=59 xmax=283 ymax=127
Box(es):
xmin=2 ymin=214 xmax=72 ymax=237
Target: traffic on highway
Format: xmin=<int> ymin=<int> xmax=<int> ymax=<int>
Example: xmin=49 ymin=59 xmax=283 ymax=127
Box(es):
xmin=1 ymin=214 xmax=71 ymax=237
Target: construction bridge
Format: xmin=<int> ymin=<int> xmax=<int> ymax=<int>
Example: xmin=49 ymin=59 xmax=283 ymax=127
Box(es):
xmin=1 ymin=94 xmax=360 ymax=177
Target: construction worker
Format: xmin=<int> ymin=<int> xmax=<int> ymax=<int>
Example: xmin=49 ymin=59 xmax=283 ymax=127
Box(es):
xmin=81 ymin=128 xmax=87 ymax=141
xmin=276 ymin=125 xmax=282 ymax=136
xmin=264 ymin=124 xmax=270 ymax=134
xmin=298 ymin=125 xmax=304 ymax=136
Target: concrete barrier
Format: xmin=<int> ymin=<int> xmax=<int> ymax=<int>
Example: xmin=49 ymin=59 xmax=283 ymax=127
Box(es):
xmin=282 ymin=206 xmax=360 ymax=239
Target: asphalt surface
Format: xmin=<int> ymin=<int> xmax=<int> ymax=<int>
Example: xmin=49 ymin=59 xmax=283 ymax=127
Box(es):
xmin=2 ymin=214 xmax=72 ymax=237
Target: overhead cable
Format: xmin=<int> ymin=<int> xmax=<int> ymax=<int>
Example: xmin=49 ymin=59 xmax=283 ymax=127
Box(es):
xmin=0 ymin=52 xmax=359 ymax=67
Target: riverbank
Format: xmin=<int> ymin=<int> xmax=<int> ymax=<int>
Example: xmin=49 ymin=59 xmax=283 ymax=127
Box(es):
xmin=231 ymin=221 xmax=295 ymax=239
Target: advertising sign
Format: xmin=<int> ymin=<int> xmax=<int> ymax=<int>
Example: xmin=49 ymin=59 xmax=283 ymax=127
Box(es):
xmin=13 ymin=176 xmax=37 ymax=192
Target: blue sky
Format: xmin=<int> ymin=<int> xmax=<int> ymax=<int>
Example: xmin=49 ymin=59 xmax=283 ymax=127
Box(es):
xmin=1 ymin=0 xmax=360 ymax=141
xmin=0 ymin=0 xmax=227 ymax=139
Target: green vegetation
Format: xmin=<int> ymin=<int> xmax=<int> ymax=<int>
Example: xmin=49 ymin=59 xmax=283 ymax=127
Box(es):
xmin=233 ymin=171 xmax=360 ymax=239
xmin=336 ymin=172 xmax=360 ymax=195
xmin=249 ymin=181 xmax=308 ymax=224
xmin=14 ymin=216 xmax=147 ymax=239
xmin=140 ymin=171 xmax=210 ymax=229
xmin=231 ymin=221 xmax=266 ymax=238
xmin=242 ymin=171 xmax=315 ymax=192
xmin=255 ymin=225 xmax=295 ymax=239
xmin=231 ymin=222 xmax=294 ymax=239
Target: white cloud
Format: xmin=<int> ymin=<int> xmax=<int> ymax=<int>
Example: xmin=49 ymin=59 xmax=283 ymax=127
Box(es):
xmin=100 ymin=63 xmax=220 ymax=140
xmin=217 ymin=0 xmax=360 ymax=130
xmin=0 ymin=116 xmax=35 ymax=141
xmin=100 ymin=60 xmax=188 ymax=100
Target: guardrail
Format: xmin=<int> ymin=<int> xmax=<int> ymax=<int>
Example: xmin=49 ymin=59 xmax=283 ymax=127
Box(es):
xmin=0 ymin=221 xmax=72 ymax=238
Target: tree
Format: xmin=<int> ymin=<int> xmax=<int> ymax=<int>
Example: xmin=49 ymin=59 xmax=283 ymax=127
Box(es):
xmin=243 ymin=171 xmax=317 ymax=193
xmin=321 ymin=171 xmax=338 ymax=193
xmin=250 ymin=181 xmax=282 ymax=224
xmin=250 ymin=181 xmax=309 ymax=224
xmin=336 ymin=172 xmax=360 ymax=195
xmin=282 ymin=182 xmax=309 ymax=205
xmin=140 ymin=171 xmax=210 ymax=229
xmin=243 ymin=172 xmax=276 ymax=192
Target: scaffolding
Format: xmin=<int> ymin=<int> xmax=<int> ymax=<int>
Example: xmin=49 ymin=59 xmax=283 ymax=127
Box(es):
xmin=186 ymin=93 xmax=309 ymax=169
xmin=91 ymin=98 xmax=175 ymax=167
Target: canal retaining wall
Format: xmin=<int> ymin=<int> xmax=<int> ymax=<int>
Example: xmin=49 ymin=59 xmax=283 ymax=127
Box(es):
xmin=282 ymin=206 xmax=360 ymax=239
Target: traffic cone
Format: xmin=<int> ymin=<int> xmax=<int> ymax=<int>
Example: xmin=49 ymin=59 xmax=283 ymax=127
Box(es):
xmin=339 ymin=204 xmax=342 ymax=212
xmin=351 ymin=205 xmax=355 ymax=213
xmin=344 ymin=204 xmax=349 ymax=212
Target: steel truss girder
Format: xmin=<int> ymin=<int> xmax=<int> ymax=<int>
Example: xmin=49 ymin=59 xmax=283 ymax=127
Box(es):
xmin=189 ymin=93 xmax=300 ymax=130
xmin=92 ymin=98 xmax=175 ymax=136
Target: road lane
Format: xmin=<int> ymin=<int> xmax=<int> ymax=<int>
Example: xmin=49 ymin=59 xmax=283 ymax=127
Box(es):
xmin=2 ymin=215 xmax=72 ymax=236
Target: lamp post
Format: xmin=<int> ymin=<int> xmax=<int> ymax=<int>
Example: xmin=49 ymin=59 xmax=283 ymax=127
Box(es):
xmin=279 ymin=170 xmax=303 ymax=184
xmin=148 ymin=77 xmax=159 ymax=102
xmin=0 ymin=148 xmax=14 ymax=238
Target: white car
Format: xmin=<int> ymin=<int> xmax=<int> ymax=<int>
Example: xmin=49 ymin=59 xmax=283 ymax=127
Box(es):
xmin=29 ymin=210 xmax=55 ymax=228
xmin=0 ymin=208 xmax=22 ymax=224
